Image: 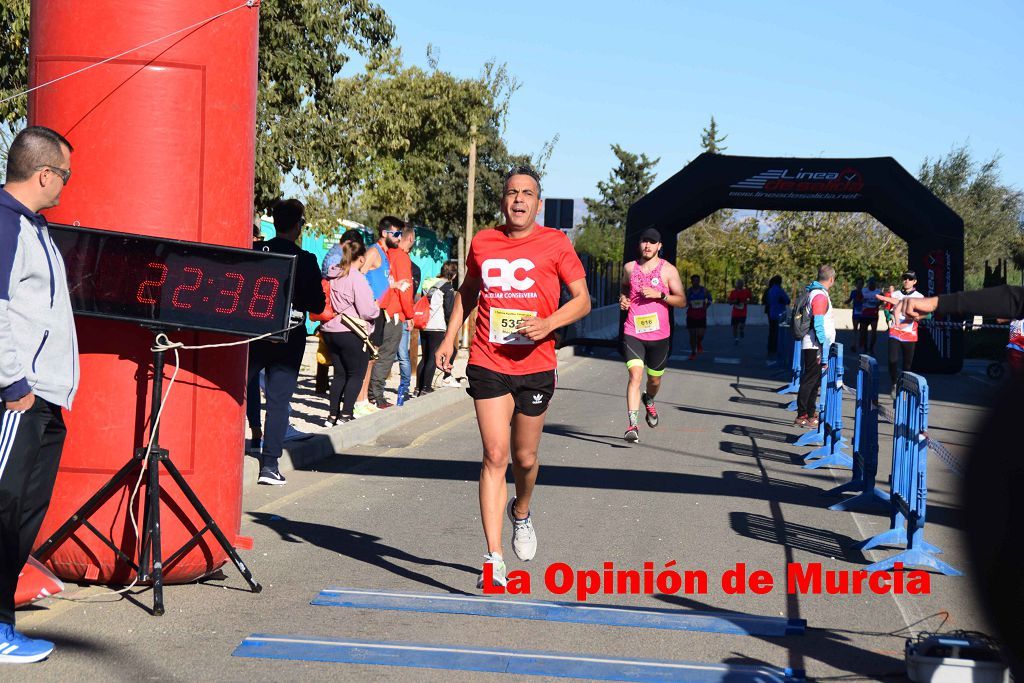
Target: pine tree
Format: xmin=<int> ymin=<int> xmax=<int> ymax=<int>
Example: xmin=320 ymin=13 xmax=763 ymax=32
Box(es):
xmin=700 ymin=116 xmax=728 ymax=154
xmin=584 ymin=144 xmax=659 ymax=231
xmin=573 ymin=145 xmax=659 ymax=263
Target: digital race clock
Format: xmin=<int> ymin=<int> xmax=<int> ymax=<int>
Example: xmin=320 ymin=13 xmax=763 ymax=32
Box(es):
xmin=50 ymin=223 xmax=297 ymax=340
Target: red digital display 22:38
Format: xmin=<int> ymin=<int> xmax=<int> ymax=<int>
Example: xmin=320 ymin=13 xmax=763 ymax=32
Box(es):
xmin=135 ymin=263 xmax=280 ymax=318
xmin=50 ymin=224 xmax=296 ymax=339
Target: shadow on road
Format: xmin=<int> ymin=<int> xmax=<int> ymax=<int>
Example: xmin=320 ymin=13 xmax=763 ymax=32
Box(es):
xmin=312 ymin=455 xmax=964 ymax=533
xmin=248 ymin=512 xmax=477 ymax=595
xmin=722 ymin=424 xmax=798 ymax=444
xmin=729 ymin=512 xmax=868 ymax=563
xmin=729 ymin=396 xmax=794 ymax=410
xmin=654 ymin=593 xmax=907 ymax=679
xmin=679 ymin=405 xmax=796 ymax=428
xmin=543 ymin=423 xmax=631 ymax=449
xmin=720 ymin=440 xmax=805 ymax=466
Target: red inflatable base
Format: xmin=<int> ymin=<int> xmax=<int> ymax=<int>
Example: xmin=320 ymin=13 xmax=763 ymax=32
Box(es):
xmin=28 ymin=0 xmax=259 ymax=586
xmin=16 ymin=557 xmax=65 ymax=607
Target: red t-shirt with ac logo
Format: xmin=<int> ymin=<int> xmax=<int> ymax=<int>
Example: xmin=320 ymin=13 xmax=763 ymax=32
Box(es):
xmin=467 ymin=225 xmax=586 ymax=375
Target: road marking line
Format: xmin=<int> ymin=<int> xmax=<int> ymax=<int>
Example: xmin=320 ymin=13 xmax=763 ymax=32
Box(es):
xmin=312 ymin=586 xmax=805 ymax=636
xmin=233 ymin=634 xmax=804 ymax=681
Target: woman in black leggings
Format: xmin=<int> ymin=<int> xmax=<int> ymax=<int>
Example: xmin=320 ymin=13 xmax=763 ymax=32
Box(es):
xmin=888 ymin=337 xmax=916 ymax=386
xmin=320 ymin=241 xmax=380 ymax=425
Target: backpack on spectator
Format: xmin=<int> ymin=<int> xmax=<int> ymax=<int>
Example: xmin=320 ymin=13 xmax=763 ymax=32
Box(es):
xmin=412 ymin=293 xmax=431 ymax=330
xmin=790 ymin=290 xmax=813 ymax=340
xmin=308 ymin=279 xmax=335 ymax=323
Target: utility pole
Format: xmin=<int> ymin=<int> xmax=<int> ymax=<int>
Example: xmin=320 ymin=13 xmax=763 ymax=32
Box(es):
xmin=466 ymin=123 xmax=478 ymax=247
xmin=461 ymin=124 xmax=478 ymax=349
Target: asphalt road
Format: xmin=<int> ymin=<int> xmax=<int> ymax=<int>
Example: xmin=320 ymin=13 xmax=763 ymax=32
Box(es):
xmin=16 ymin=324 xmax=994 ymax=681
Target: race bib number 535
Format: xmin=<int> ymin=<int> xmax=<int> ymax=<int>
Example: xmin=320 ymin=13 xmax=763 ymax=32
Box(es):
xmin=489 ymin=308 xmax=537 ymax=345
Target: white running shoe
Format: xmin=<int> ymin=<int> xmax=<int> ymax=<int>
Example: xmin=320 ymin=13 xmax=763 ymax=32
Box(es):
xmin=476 ymin=552 xmax=508 ymax=589
xmin=352 ymin=401 xmax=378 ymax=418
xmin=506 ymin=497 xmax=537 ymax=561
xmin=438 ymin=376 xmax=460 ymax=388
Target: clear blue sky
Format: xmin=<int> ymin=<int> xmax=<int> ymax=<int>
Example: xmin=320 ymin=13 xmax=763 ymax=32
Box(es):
xmin=371 ymin=0 xmax=1023 ymax=200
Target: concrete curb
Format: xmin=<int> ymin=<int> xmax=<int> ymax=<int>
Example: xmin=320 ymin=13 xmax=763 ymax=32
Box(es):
xmin=244 ymin=346 xmax=582 ymax=488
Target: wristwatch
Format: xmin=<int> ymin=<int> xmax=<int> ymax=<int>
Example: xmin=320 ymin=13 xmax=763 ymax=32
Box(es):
xmin=660 ymin=292 xmax=668 ymax=301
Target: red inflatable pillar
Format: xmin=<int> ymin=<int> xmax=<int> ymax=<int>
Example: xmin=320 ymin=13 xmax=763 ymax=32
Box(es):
xmin=28 ymin=1 xmax=261 ymax=583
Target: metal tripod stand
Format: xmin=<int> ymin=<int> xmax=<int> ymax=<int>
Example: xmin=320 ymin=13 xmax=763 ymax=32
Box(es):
xmin=34 ymin=330 xmax=262 ymax=615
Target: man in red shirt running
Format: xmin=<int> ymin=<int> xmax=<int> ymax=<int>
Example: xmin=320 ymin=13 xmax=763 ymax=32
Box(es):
xmin=436 ymin=166 xmax=591 ymax=589
xmin=727 ymin=279 xmax=752 ymax=345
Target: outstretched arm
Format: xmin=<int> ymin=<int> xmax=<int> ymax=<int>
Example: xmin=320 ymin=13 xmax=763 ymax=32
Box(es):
xmin=908 ymin=285 xmax=1024 ymax=321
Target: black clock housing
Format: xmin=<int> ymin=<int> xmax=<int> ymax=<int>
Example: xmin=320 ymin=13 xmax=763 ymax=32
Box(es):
xmin=50 ymin=223 xmax=297 ymax=340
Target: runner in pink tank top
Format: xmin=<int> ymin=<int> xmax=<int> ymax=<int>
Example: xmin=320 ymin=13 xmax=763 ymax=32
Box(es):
xmin=619 ymin=229 xmax=686 ymax=443
xmin=624 ymin=258 xmax=672 ymax=340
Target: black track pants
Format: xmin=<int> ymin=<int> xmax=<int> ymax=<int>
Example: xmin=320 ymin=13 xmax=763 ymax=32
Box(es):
xmin=0 ymin=398 xmax=66 ymax=626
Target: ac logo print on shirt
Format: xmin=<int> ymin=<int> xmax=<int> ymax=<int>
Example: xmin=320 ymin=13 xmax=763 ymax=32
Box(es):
xmin=481 ymin=258 xmax=536 ymax=292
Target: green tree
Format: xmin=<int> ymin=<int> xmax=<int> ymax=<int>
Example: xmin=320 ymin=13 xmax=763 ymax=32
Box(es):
xmin=760 ymin=211 xmax=906 ymax=302
xmin=574 ymin=144 xmax=659 ymax=263
xmin=0 ymin=0 xmax=29 ymax=127
xmin=255 ymin=0 xmax=394 ymax=212
xmin=918 ymin=145 xmax=1024 ymax=288
xmin=700 ymin=115 xmax=727 ymax=154
xmin=330 ymin=55 xmax=533 ymax=239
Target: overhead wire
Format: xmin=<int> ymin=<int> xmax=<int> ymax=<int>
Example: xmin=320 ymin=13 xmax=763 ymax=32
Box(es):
xmin=0 ymin=0 xmax=259 ymax=107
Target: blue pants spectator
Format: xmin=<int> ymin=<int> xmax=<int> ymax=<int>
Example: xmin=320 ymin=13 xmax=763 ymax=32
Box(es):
xmin=246 ymin=336 xmax=304 ymax=474
xmin=397 ymin=323 xmax=411 ymax=401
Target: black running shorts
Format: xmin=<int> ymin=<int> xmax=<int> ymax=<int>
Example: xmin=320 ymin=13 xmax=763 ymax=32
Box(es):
xmin=622 ymin=334 xmax=671 ymax=375
xmin=686 ymin=317 xmax=707 ymax=329
xmin=466 ymin=365 xmax=556 ymax=417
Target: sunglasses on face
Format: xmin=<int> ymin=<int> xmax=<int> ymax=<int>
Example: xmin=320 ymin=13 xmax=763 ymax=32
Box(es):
xmin=388 ymin=230 xmax=402 ymax=238
xmin=37 ymin=165 xmax=71 ymax=184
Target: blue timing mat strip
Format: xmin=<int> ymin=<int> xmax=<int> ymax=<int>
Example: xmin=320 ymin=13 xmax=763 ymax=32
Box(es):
xmin=311 ymin=587 xmax=805 ymax=637
xmin=233 ymin=634 xmax=806 ymax=682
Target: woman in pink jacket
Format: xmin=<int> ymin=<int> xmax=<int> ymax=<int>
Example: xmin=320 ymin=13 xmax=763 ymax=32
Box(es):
xmin=321 ymin=241 xmax=379 ymax=425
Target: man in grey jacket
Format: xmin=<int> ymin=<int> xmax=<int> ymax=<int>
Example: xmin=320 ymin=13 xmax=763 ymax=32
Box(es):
xmin=0 ymin=126 xmax=79 ymax=664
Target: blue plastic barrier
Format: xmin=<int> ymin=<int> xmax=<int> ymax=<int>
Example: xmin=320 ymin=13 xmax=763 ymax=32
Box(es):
xmin=802 ymin=343 xmax=850 ymax=469
xmin=857 ymin=373 xmax=961 ymax=576
xmin=827 ymin=355 xmax=890 ymax=511
xmin=777 ymin=340 xmax=801 ymax=399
